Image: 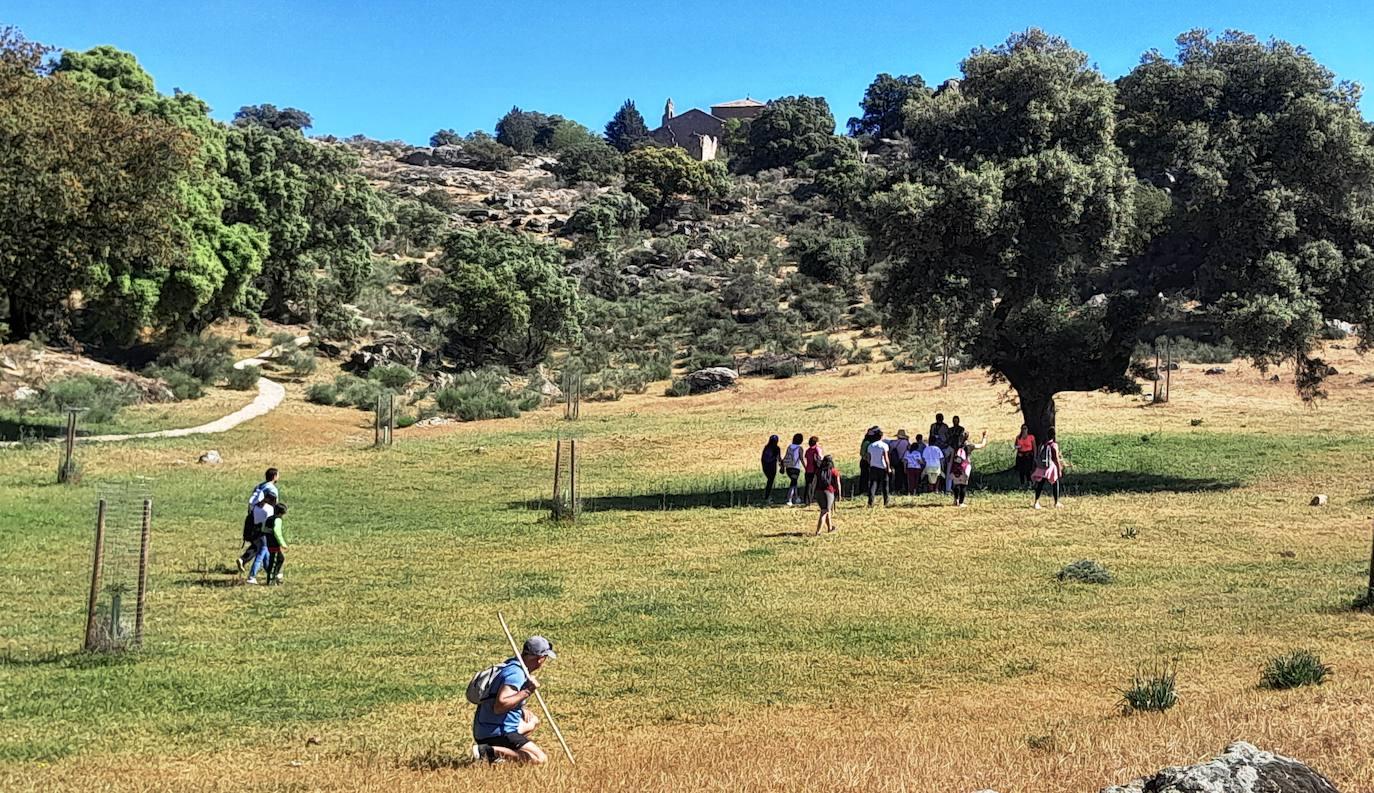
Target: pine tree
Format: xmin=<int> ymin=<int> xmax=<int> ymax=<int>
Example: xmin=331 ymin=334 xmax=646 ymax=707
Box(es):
xmin=604 ymin=99 xmax=650 ymax=152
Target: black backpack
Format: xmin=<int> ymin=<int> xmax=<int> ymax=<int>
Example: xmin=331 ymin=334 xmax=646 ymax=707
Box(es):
xmin=1037 ymin=442 xmax=1054 ymax=469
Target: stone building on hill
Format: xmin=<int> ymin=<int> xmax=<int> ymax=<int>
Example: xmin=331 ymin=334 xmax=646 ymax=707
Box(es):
xmin=650 ymin=96 xmax=767 ymax=161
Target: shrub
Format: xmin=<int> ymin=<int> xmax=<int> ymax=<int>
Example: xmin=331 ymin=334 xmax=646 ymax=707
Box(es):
xmin=145 ymin=366 xmax=205 ymax=400
xmin=278 ymin=349 xmax=317 ymax=376
xmin=336 ymin=375 xmax=386 ymax=409
xmin=1260 ymin=650 xmax=1331 ymax=689
xmin=305 ymin=383 xmax=339 ymax=406
xmin=1056 ymin=559 xmax=1113 ymax=584
xmin=549 ymin=139 xmax=622 ymax=186
xmin=153 ymin=334 xmax=235 ymax=384
xmin=38 ymin=375 xmax=140 ymax=424
xmin=665 ymin=378 xmax=691 ymax=397
xmin=226 ymin=365 xmax=261 ymax=391
xmin=433 ymin=369 xmax=535 ymax=421
xmin=1119 ymin=664 xmax=1178 ymax=714
xmin=805 ymin=336 xmax=843 ymax=369
xmin=395 ymin=412 xmax=419 ymax=429
xmin=269 ymin=331 xmax=297 ymax=348
xmin=461 ymin=131 xmax=516 ymax=170
xmin=368 ymin=363 xmax=416 ymax=390
xmin=845 ymin=342 xmax=874 ymax=364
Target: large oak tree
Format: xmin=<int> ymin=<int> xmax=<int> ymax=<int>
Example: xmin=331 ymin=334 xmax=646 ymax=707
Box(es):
xmin=868 ymin=29 xmax=1374 ymax=438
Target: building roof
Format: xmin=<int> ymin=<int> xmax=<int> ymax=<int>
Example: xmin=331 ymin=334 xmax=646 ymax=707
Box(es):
xmin=711 ymin=98 xmax=765 ymax=108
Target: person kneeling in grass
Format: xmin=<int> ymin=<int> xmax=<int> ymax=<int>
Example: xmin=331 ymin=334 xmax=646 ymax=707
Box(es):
xmin=472 ymin=637 xmax=557 ymax=765
xmin=264 ymin=503 xmax=289 ymax=584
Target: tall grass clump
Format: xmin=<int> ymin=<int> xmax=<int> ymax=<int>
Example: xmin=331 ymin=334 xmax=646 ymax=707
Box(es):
xmin=1055 ymin=559 xmax=1113 ymax=584
xmin=1260 ymin=650 xmax=1331 ymax=689
xmin=1119 ymin=664 xmax=1178 ymax=714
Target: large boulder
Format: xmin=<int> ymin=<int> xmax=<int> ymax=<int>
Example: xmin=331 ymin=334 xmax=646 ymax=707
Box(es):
xmin=684 ymin=367 xmax=739 ymax=395
xmin=1101 ymin=741 xmax=1339 ymax=793
xmin=343 ymin=334 xmax=437 ymax=375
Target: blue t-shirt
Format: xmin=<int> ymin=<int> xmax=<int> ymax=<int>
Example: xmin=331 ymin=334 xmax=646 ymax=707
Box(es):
xmin=472 ymin=659 xmax=528 ymax=739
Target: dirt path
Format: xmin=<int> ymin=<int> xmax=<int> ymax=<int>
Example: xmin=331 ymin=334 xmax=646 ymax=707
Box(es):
xmin=1 ymin=337 xmax=309 ymax=447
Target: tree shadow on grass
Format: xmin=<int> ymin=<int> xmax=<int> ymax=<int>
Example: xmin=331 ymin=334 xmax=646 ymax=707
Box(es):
xmin=175 ymin=576 xmax=242 ymax=589
xmin=547 ymin=471 xmax=1241 ymax=513
xmin=0 ymin=649 xmax=138 ymax=669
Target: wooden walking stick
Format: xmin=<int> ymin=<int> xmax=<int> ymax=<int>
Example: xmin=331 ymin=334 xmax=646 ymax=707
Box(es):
xmin=497 ymin=611 xmax=575 ymax=764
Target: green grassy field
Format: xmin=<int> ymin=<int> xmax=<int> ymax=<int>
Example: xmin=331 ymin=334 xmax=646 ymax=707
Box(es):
xmin=2 ymin=356 xmax=1372 ymax=792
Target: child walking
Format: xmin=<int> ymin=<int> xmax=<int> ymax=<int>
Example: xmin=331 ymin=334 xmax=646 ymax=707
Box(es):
xmin=813 ymin=455 xmax=842 ymax=535
xmin=264 ymin=502 xmax=289 ymax=584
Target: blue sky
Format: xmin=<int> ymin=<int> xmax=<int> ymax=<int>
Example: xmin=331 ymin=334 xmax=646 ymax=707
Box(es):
xmin=10 ymin=0 xmax=1373 ymax=144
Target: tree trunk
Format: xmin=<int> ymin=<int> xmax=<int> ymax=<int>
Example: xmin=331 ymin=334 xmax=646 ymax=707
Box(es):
xmin=1019 ymin=391 xmax=1057 ymax=442
xmin=6 ymin=295 xmax=34 ymax=340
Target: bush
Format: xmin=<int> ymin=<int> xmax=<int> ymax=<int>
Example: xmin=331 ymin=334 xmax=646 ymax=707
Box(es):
xmin=803 ymin=335 xmax=844 ymax=369
xmin=153 ymin=334 xmax=235 ymax=385
xmin=1056 ymin=559 xmax=1113 ymax=584
xmin=845 ymin=342 xmax=874 ymax=364
xmin=368 ymin=363 xmax=416 ymax=390
xmin=37 ymin=375 xmax=140 ymax=424
xmin=145 ymin=366 xmax=205 ymax=400
xmin=306 ymin=383 xmax=339 ymax=406
xmin=665 ymin=378 xmax=692 ymax=397
xmin=433 ymin=369 xmax=536 ymax=421
xmin=226 ymin=365 xmax=261 ymax=391
xmin=460 ymin=131 xmax=516 ymax=170
xmin=269 ymin=331 xmax=297 ymax=348
xmin=336 ymin=375 xmax=386 ymax=410
xmin=1119 ymin=665 xmax=1178 ymax=714
xmin=1260 ymin=650 xmax=1331 ymax=689
xmin=279 ymin=349 xmax=317 ymax=376
xmin=549 ymin=139 xmax=622 ymax=186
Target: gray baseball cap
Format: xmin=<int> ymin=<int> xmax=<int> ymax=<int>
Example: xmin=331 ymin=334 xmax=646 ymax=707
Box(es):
xmin=522 ymin=635 xmax=557 ymax=659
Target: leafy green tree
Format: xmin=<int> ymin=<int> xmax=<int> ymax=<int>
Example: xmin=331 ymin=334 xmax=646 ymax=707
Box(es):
xmin=741 ymin=96 xmax=837 ymax=172
xmin=429 ymin=128 xmax=461 ymax=147
xmin=848 ymin=73 xmax=929 ymax=139
xmin=790 ymin=218 xmax=867 ymax=285
xmin=623 ymin=146 xmax=729 ymax=225
xmin=867 ymin=30 xmax=1139 ymax=439
xmin=460 ymin=131 xmax=515 ymax=170
xmin=800 ymin=135 xmax=869 ymax=217
xmin=495 ymin=107 xmax=564 ymax=153
xmin=392 ymin=199 xmax=448 ymax=254
xmin=1116 ymin=30 xmax=1374 ymax=399
xmin=223 ymin=124 xmax=389 ymax=320
xmin=604 ymin=99 xmax=650 ymax=152
xmin=53 ymin=44 xmax=269 ymax=337
xmin=549 ymin=138 xmax=623 ymax=185
xmin=0 ymin=30 xmax=195 ymax=340
xmin=423 ymin=227 xmax=581 ymax=369
xmin=233 ymin=103 xmax=313 ymax=131
xmin=547 ymin=119 xmax=599 ymax=152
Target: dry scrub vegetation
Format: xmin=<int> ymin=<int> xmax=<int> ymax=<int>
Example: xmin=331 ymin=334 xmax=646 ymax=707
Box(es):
xmin=2 ymin=347 xmax=1373 ymax=792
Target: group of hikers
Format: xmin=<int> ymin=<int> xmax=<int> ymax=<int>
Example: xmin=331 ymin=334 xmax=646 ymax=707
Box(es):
xmin=237 ymin=467 xmax=290 ymax=584
xmin=761 ymin=415 xmax=1066 ymax=528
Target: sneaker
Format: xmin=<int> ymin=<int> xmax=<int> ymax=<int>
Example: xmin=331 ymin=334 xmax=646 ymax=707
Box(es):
xmin=245 ymin=577 xmax=258 ymax=585
xmin=1033 ymin=503 xmax=1042 ymax=510
xmin=274 ymin=574 xmax=283 ymax=582
xmin=236 ymin=558 xmax=245 ymax=573
xmin=471 ymin=743 xmax=500 ymax=764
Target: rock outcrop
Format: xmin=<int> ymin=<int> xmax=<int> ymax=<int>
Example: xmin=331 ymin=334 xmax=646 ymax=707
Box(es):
xmin=1100 ymin=741 xmax=1339 ymax=793
xmin=683 ymin=367 xmax=739 ymax=394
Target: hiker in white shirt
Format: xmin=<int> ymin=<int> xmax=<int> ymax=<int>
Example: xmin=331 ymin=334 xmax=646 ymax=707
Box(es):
xmin=866 ymin=429 xmax=891 ymax=507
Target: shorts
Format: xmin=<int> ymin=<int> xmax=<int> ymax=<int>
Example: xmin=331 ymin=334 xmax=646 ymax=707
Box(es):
xmin=924 ymin=467 xmax=942 ymax=483
xmin=477 ymin=731 xmax=531 ymax=751
xmin=818 ymin=490 xmax=835 ymax=514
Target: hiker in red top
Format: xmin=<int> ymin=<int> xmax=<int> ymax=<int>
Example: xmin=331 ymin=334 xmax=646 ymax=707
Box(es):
xmin=1014 ymin=425 xmax=1036 ymax=488
xmin=813 ymin=454 xmax=842 ymax=535
xmin=802 ymin=436 xmax=823 ymax=506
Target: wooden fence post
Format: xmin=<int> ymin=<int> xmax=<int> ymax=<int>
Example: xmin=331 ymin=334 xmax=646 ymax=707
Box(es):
xmin=133 ymin=499 xmax=152 ymax=648
xmin=552 ymin=438 xmax=563 ymax=517
xmin=84 ymin=499 xmax=107 ymax=651
xmin=1366 ymin=518 xmax=1374 ymax=606
xmin=569 ymin=439 xmax=578 ymax=520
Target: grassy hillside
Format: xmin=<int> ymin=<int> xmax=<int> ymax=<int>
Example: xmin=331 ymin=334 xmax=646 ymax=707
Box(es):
xmin=1 ymin=349 xmax=1372 ymax=792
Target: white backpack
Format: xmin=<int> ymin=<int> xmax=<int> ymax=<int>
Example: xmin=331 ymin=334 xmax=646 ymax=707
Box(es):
xmin=465 ymin=661 xmax=512 ymax=705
